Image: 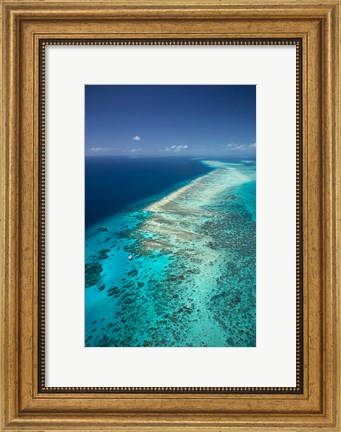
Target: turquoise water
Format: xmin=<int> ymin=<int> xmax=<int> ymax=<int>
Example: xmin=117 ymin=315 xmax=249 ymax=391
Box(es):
xmin=85 ymin=160 xmax=256 ymax=347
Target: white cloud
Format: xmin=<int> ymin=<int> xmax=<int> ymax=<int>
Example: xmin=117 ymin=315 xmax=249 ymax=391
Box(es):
xmin=132 ymin=135 xmax=142 ymax=141
xmin=224 ymin=143 xmax=256 ymax=152
xmin=130 ymin=148 xmax=142 ymax=153
xmin=164 ymin=145 xmax=189 ymax=152
xmin=226 ymin=144 xmax=245 ymax=150
xmin=90 ymin=147 xmax=106 ymax=152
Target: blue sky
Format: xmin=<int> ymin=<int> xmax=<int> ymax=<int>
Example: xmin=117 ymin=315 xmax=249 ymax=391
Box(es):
xmin=85 ymin=85 xmax=256 ymax=157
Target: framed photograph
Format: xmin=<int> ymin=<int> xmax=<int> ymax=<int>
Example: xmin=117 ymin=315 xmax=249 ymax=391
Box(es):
xmin=1 ymin=1 xmax=339 ymax=431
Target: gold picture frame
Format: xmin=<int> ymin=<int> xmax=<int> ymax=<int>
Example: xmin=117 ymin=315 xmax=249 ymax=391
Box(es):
xmin=0 ymin=0 xmax=339 ymax=430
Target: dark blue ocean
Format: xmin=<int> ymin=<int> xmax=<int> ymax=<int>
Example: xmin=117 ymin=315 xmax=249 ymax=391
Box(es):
xmin=85 ymin=157 xmax=213 ymax=229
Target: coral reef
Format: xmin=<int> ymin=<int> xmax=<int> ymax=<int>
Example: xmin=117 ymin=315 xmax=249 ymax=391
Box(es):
xmin=85 ymin=161 xmax=256 ymax=347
